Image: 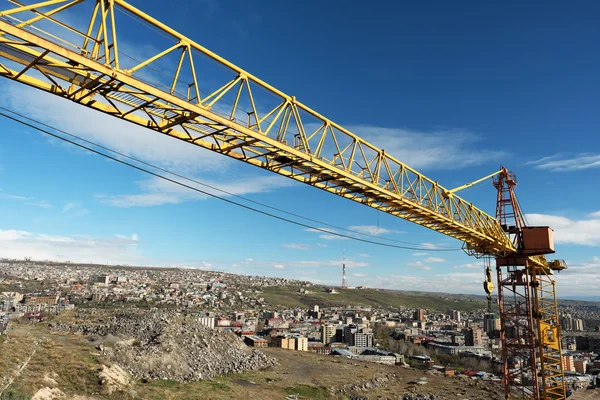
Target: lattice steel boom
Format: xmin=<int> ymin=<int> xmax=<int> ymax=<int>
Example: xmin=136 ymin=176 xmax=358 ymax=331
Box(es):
xmin=0 ymin=0 xmax=516 ymax=255
xmin=0 ymin=2 xmax=567 ymax=398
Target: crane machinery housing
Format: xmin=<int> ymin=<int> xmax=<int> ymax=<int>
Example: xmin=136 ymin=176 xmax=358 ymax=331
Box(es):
xmin=0 ymin=1 xmax=568 ymax=398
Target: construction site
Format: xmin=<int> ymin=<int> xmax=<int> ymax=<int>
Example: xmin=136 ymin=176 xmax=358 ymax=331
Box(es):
xmin=0 ymin=1 xmax=598 ymax=399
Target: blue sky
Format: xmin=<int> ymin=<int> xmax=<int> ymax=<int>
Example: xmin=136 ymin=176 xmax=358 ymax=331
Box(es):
xmin=0 ymin=0 xmax=599 ymax=296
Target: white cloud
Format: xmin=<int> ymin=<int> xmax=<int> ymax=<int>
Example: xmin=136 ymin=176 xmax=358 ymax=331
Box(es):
xmin=527 ymin=153 xmax=600 ymax=172
xmin=350 ymin=126 xmax=505 ymax=170
xmin=0 ymin=193 xmax=28 ymax=201
xmin=420 ymin=243 xmax=438 ymax=249
xmin=547 ymin=257 xmax=600 ymax=296
xmin=359 ymin=253 xmax=370 ymax=258
xmin=101 ymin=174 xmax=294 ymax=207
xmin=0 ymin=229 xmax=142 ymax=264
xmin=404 ymin=261 xmax=432 ymax=271
xmin=100 ymin=192 xmax=180 ymax=208
xmin=60 ymin=202 xmax=89 ymax=217
xmin=423 ymin=257 xmax=445 ymax=263
xmin=29 ymin=200 xmax=52 ymax=208
xmin=272 ymin=264 xmax=285 ymax=269
xmin=241 ymin=258 xmax=368 ymax=269
xmin=1 ymin=82 xmax=226 ymax=174
xmin=0 ymin=192 xmax=54 ymax=209
xmin=0 ymin=230 xmax=32 ymax=241
xmin=0 ymin=193 xmax=54 ymax=208
xmin=348 ymin=225 xmax=391 ymax=236
xmin=115 ymin=233 xmax=139 ymax=242
xmin=453 ymin=262 xmax=485 ymax=269
xmin=62 ymin=203 xmax=76 ymax=213
xmin=352 ymin=273 xmax=368 ymax=277
xmin=526 ymin=213 xmax=600 ymax=246
xmin=412 ymin=252 xmax=429 ymax=257
xmin=283 ymin=243 xmax=309 ymax=250
xmin=316 ymin=243 xmax=328 ymax=248
xmin=357 ymin=266 xmax=598 ymax=296
xmin=406 ymin=261 xmax=425 ymax=267
xmin=0 ymin=229 xmax=218 ymax=268
xmin=305 ymin=227 xmax=348 ymax=241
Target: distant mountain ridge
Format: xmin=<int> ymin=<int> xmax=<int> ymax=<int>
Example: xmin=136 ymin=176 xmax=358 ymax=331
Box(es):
xmin=561 ymin=296 xmax=600 ymax=302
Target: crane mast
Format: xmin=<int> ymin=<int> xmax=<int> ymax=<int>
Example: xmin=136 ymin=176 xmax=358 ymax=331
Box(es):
xmin=0 ymin=2 xmax=568 ymax=398
xmin=493 ymin=169 xmax=566 ymax=399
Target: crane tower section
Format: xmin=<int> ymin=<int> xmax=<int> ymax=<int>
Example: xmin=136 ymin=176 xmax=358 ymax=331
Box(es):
xmin=494 ymin=169 xmax=565 ymax=400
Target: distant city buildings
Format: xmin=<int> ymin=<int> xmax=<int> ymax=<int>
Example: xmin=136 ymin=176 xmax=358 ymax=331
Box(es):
xmin=2 ymin=259 xmax=599 ymax=393
xmin=483 ymin=313 xmax=501 ymax=333
xmin=413 ymin=309 xmax=425 ymax=322
xmin=465 ymin=328 xmax=484 ymax=347
xmin=321 ymin=324 xmax=336 ymax=345
xmin=451 ymin=310 xmax=461 ymax=322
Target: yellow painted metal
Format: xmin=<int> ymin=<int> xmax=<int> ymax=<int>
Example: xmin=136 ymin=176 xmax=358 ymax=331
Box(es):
xmin=532 ymin=269 xmax=566 ymax=399
xmin=447 ymin=169 xmax=502 ymax=195
xmin=0 ymin=0 xmax=562 ymax=280
xmin=0 ymin=0 xmax=517 ymax=256
xmin=0 ymin=3 xmax=566 ymax=398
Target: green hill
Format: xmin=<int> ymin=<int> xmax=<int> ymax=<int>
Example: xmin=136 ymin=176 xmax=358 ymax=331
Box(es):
xmin=260 ymin=285 xmax=486 ymax=312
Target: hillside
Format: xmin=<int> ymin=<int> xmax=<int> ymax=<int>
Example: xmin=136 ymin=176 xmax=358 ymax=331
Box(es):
xmin=0 ymin=318 xmax=504 ymax=400
xmin=260 ymin=286 xmax=487 ymax=312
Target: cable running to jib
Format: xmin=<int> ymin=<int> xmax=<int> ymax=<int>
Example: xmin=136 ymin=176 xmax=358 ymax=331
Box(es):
xmin=0 ymin=109 xmax=460 ymax=252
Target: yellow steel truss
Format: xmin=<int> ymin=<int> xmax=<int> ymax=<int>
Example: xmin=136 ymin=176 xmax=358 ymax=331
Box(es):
xmin=0 ymin=2 xmax=566 ymax=398
xmin=0 ymin=0 xmax=515 ymax=254
xmin=532 ymin=266 xmax=566 ymax=399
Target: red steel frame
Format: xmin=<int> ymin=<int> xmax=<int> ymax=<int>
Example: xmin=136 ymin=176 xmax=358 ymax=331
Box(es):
xmin=495 ymin=170 xmax=539 ymax=399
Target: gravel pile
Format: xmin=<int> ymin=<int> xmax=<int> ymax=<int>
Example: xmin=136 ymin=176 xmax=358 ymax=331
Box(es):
xmin=49 ymin=309 xmax=277 ymax=382
xmin=402 ymin=394 xmax=443 ymax=400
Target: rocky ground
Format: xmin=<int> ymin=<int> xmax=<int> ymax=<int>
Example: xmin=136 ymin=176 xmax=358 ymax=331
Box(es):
xmin=48 ymin=309 xmax=277 ymax=382
xmin=0 ymin=310 xmax=510 ymax=399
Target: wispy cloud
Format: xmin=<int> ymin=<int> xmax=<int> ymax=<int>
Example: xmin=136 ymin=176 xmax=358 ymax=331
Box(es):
xmin=115 ymin=233 xmax=139 ymax=241
xmin=357 ymin=266 xmax=598 ymax=296
xmin=2 ymin=83 xmax=227 ymax=174
xmin=236 ymin=258 xmax=368 ymax=270
xmin=305 ymin=227 xmax=349 ymax=241
xmin=423 ymin=257 xmax=445 ymax=263
xmin=527 ymin=153 xmax=600 ymax=172
xmin=0 ymin=229 xmax=142 ymax=264
xmin=351 ymin=126 xmax=505 ymax=170
xmin=61 ymin=202 xmax=89 ymax=217
xmin=453 ymin=262 xmax=484 ymax=269
xmin=101 ymin=174 xmax=294 ymax=208
xmin=348 ymin=225 xmax=392 ymax=236
xmin=405 ymin=261 xmax=432 ymax=270
xmin=412 ymin=252 xmax=429 ymax=256
xmin=27 ymin=200 xmax=53 ymax=209
xmin=0 ymin=193 xmax=28 ymax=201
xmin=283 ymin=243 xmax=309 ymax=250
xmin=526 ymin=212 xmax=600 ymax=246
xmin=1 ymin=192 xmax=53 ymax=209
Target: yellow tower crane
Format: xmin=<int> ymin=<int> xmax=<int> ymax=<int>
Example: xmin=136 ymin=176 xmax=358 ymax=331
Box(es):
xmin=0 ymin=1 xmax=567 ymax=398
